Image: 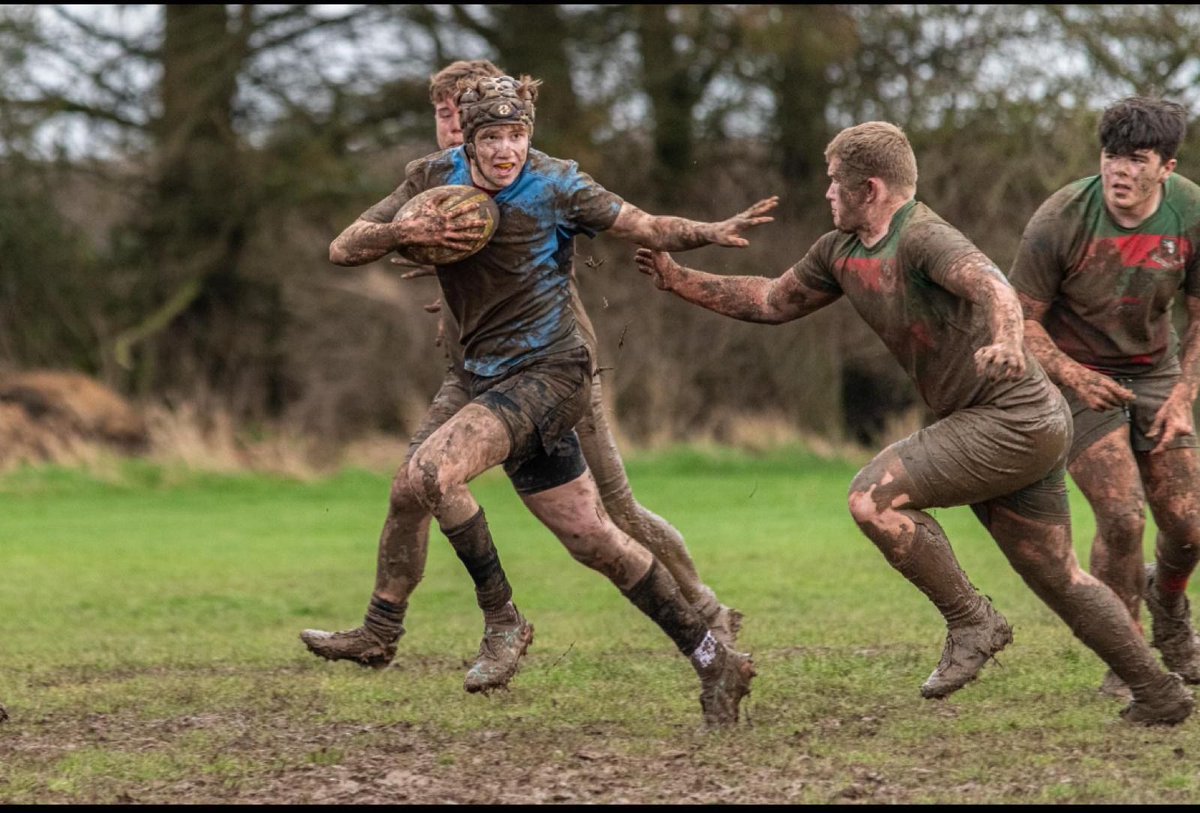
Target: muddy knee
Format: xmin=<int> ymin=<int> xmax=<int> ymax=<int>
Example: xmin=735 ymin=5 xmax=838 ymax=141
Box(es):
xmin=1095 ymin=506 xmax=1146 ymax=553
xmin=405 ymin=450 xmax=454 ymax=513
xmin=389 ymin=467 xmax=428 ymax=518
xmin=847 ymin=465 xmax=895 ymax=533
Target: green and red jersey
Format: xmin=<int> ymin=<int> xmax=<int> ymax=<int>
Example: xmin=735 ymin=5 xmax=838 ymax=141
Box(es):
xmin=792 ymin=201 xmax=1052 ymax=418
xmin=1009 ymin=174 xmax=1200 ymax=375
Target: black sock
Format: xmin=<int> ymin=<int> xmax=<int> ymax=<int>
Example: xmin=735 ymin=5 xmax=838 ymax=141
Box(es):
xmin=444 ymin=508 xmax=514 ymax=618
xmin=620 ymin=559 xmax=708 ymax=657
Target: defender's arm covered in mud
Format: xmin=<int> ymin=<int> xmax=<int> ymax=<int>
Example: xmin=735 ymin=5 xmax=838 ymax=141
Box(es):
xmin=1017 ymin=291 xmax=1136 ymax=411
xmin=1148 ymin=294 xmax=1200 ymax=451
xmin=633 ymin=248 xmax=840 ymax=324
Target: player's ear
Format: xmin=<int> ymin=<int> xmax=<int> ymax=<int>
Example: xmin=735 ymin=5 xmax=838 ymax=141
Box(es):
xmin=865 ymin=177 xmax=883 ymax=203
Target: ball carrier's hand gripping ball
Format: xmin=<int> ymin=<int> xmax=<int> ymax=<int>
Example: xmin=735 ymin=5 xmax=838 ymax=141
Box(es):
xmin=393 ymin=185 xmax=500 ymax=267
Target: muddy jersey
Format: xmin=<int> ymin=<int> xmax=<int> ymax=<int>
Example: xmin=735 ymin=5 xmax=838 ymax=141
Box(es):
xmin=441 ymin=274 xmax=599 ymax=376
xmin=791 ymin=201 xmax=1051 ymax=418
xmin=1009 ymin=173 xmax=1200 ymax=375
xmin=360 ymin=147 xmax=622 ymax=377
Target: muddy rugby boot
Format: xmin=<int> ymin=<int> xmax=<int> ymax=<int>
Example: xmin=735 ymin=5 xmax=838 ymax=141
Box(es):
xmin=464 ymin=611 xmax=534 ymax=694
xmin=920 ymin=602 xmax=1013 ymax=699
xmin=1120 ymin=672 xmax=1195 ymax=726
xmin=1144 ymin=564 xmax=1200 ymax=683
xmin=299 ymin=625 xmax=399 ymax=670
xmin=1098 ymin=669 xmax=1133 ymax=702
xmin=697 ymin=643 xmax=757 ymax=727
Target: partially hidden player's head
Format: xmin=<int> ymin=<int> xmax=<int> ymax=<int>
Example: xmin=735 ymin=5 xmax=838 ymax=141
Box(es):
xmin=456 ymin=73 xmax=541 ymax=190
xmin=429 ymin=59 xmax=505 ymax=150
xmin=1098 ymin=96 xmax=1186 ymax=219
xmin=823 ymin=121 xmax=918 ymax=234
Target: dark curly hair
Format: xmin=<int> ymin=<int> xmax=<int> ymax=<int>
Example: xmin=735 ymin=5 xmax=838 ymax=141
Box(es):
xmin=1099 ymin=96 xmax=1188 ymax=161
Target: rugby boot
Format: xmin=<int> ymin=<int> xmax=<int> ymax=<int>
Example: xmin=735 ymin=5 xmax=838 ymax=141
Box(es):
xmin=920 ymin=602 xmax=1013 ymax=699
xmin=0 ymin=703 xmax=7 ymax=724
xmin=299 ymin=625 xmax=399 ymax=670
xmin=1098 ymin=669 xmax=1133 ymax=702
xmin=1144 ymin=564 xmax=1200 ymax=683
xmin=698 ymin=643 xmax=757 ymax=727
xmin=1120 ymin=672 xmax=1195 ymax=726
xmin=463 ymin=610 xmax=534 ymax=694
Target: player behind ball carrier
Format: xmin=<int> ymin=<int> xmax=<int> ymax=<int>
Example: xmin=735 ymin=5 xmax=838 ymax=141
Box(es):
xmin=320 ymin=73 xmax=775 ymax=726
xmin=301 ymin=60 xmax=742 ymax=690
xmin=635 ymin=121 xmax=1194 ymax=725
xmin=1010 ymin=96 xmax=1200 ymax=700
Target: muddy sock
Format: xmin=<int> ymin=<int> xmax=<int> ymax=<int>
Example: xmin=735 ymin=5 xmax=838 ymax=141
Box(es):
xmin=889 ymin=513 xmax=987 ymax=627
xmin=363 ymin=595 xmax=406 ymax=642
xmin=620 ymin=559 xmax=709 ymax=660
xmin=1031 ymin=574 xmax=1166 ymax=696
xmin=1155 ymin=532 xmax=1199 ymax=598
xmin=443 ymin=508 xmax=517 ymax=625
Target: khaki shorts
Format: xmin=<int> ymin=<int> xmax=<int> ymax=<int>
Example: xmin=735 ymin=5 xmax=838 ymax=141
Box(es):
xmin=898 ymin=390 xmax=1073 ymax=524
xmin=1065 ymin=357 xmax=1199 ymax=462
xmin=471 ymin=346 xmax=592 ymax=494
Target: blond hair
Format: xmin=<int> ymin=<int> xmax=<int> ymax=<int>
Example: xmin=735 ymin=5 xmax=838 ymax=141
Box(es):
xmin=825 ymin=122 xmax=918 ymax=193
xmin=428 ymin=59 xmax=504 ymax=104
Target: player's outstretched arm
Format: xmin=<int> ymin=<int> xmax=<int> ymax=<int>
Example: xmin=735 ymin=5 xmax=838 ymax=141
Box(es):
xmin=1148 ymin=294 xmax=1200 ymax=451
xmin=608 ymin=197 xmax=779 ymax=251
xmin=634 ymin=248 xmax=838 ymax=324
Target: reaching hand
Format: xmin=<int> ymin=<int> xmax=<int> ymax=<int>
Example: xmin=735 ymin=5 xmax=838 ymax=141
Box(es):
xmin=634 ymin=248 xmax=685 ymax=291
xmin=1147 ymin=388 xmax=1195 ymax=453
xmin=710 ymin=196 xmax=779 ymax=247
xmin=391 ymin=258 xmax=438 ymax=278
xmin=1060 ymin=366 xmax=1135 ymax=412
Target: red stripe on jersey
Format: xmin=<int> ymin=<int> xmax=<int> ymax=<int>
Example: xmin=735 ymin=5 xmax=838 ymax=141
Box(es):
xmin=837 ymin=257 xmax=888 ymax=292
xmin=1088 ymin=234 xmax=1191 ymax=270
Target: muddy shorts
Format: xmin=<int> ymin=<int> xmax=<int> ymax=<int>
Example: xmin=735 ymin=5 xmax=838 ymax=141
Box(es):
xmin=404 ymin=365 xmax=470 ymax=466
xmin=1065 ymin=356 xmax=1198 ymax=462
xmin=898 ymin=389 xmax=1073 ymax=524
xmin=469 ymin=346 xmax=592 ymax=495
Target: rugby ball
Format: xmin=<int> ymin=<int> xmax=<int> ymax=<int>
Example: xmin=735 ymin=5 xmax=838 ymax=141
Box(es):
xmin=394 ymin=185 xmax=500 ymax=266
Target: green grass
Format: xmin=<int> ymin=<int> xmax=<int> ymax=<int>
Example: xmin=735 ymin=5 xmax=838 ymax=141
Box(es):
xmin=1 ymin=446 xmax=1198 ymax=803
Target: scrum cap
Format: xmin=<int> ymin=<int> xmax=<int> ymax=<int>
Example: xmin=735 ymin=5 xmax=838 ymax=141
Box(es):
xmin=457 ymin=74 xmax=539 ymax=155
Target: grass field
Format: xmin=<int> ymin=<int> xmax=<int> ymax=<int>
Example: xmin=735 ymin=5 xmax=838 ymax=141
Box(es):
xmin=1 ymin=446 xmax=1198 ymax=804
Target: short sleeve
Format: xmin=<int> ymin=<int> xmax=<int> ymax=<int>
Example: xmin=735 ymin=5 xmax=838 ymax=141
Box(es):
xmin=789 ymin=231 xmax=845 ymax=294
xmin=561 ymin=165 xmax=624 ymax=237
xmin=1008 ymin=200 xmax=1070 ymax=303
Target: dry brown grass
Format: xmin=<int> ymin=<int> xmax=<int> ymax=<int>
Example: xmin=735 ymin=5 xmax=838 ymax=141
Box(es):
xmin=0 ymin=370 xmax=891 ymax=480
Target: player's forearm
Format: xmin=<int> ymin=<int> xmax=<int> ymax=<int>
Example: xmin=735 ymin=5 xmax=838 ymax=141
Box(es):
xmin=1172 ymin=316 xmax=1200 ymax=404
xmin=635 ymin=217 xmax=723 ymax=252
xmin=1022 ymin=320 xmax=1086 ymax=386
xmin=329 ymin=220 xmax=403 ymax=266
xmin=667 ymin=266 xmax=782 ymax=323
xmin=984 ymin=281 xmax=1025 ymax=351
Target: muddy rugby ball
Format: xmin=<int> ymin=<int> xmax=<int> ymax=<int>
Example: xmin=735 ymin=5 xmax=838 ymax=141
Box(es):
xmin=393 ymin=185 xmax=500 ymax=266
